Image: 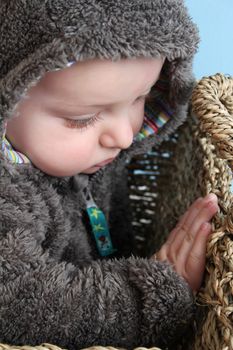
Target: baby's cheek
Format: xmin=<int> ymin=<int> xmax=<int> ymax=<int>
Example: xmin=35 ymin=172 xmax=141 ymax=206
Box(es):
xmin=132 ymin=108 xmax=145 ymax=136
xmin=73 ymin=133 xmax=96 ymax=155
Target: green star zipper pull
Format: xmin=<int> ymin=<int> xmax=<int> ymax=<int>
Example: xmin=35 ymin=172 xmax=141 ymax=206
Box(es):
xmin=84 ymin=188 xmax=117 ymax=257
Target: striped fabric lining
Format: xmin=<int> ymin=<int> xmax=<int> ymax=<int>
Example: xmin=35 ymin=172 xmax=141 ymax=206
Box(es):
xmin=134 ymin=67 xmax=173 ymax=141
xmin=135 ymin=98 xmax=172 ymax=141
xmin=1 ymin=135 xmax=30 ymax=164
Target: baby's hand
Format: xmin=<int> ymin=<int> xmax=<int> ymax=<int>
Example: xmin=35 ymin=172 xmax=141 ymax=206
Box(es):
xmin=152 ymin=194 xmax=219 ymax=291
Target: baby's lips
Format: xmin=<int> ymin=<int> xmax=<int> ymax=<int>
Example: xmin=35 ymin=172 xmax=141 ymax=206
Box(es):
xmin=94 ymin=158 xmax=115 ymax=167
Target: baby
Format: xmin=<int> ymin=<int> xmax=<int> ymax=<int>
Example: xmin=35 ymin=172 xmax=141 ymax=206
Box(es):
xmin=5 ymin=57 xmax=218 ymax=292
xmin=0 ymin=1 xmax=218 ymax=349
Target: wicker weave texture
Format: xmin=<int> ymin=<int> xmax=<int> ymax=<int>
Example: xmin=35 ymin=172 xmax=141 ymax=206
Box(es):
xmin=192 ymin=74 xmax=233 ymax=350
xmin=192 ymin=74 xmax=233 ymax=168
xmin=0 ymin=345 xmax=162 ymax=350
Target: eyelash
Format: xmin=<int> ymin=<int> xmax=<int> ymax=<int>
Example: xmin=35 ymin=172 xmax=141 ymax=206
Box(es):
xmin=65 ymin=93 xmax=152 ymax=130
xmin=65 ymin=113 xmax=102 ymax=130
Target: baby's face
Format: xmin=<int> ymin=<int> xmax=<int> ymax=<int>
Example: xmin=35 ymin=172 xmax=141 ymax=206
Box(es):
xmin=6 ymin=57 xmax=164 ymax=176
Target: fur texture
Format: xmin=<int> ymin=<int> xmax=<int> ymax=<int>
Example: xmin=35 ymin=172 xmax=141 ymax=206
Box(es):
xmin=0 ymin=0 xmax=199 ymax=348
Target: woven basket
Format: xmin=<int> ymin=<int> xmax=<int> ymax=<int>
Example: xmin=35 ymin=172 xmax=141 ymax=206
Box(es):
xmin=1 ymin=73 xmax=233 ymax=350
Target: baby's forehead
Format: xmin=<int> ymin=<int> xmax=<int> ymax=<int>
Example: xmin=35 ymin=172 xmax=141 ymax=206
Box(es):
xmin=38 ymin=57 xmax=163 ymax=107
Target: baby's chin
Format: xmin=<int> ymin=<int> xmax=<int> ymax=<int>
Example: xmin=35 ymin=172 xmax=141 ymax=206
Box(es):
xmin=81 ymin=165 xmax=102 ymax=174
xmin=24 ymin=153 xmax=103 ymax=177
xmin=33 ymin=162 xmax=101 ymax=177
xmin=27 ymin=160 xmax=75 ymax=177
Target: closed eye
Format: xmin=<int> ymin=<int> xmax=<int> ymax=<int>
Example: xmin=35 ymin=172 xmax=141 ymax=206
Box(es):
xmin=65 ymin=113 xmax=102 ymax=130
xmin=64 ymin=90 xmax=153 ymax=130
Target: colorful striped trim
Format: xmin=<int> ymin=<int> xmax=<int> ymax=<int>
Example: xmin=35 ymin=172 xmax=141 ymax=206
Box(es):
xmin=135 ymin=66 xmax=173 ymax=141
xmin=67 ymin=61 xmax=76 ymax=67
xmin=135 ymin=97 xmax=172 ymax=141
xmin=1 ymin=135 xmax=30 ymax=164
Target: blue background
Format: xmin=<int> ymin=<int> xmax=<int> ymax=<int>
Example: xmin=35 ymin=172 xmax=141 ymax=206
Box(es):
xmin=185 ymin=0 xmax=233 ymax=79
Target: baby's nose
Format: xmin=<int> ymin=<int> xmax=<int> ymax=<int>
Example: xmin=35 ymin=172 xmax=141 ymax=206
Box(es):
xmin=99 ymin=117 xmax=134 ymax=150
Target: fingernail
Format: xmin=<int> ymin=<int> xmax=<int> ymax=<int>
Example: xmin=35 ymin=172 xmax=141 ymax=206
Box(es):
xmin=205 ymin=193 xmax=217 ymax=202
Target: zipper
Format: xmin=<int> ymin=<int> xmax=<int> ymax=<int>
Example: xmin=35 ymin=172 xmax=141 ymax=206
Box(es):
xmin=82 ymin=170 xmax=117 ymax=257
